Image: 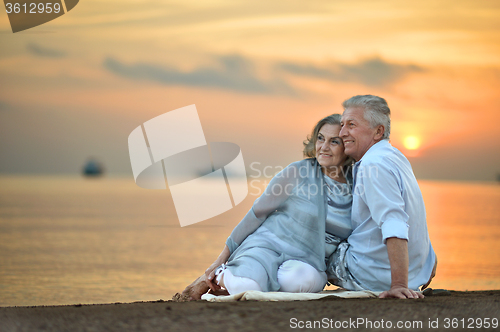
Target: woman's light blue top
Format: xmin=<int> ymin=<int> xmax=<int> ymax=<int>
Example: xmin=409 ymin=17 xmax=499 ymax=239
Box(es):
xmin=226 ymin=158 xmax=353 ymax=273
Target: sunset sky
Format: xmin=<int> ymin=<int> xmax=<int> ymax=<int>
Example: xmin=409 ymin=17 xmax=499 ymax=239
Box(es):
xmin=1 ymin=0 xmax=499 ymax=181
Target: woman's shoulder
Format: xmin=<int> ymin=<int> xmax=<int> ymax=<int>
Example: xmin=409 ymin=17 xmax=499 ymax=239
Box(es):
xmin=287 ymin=158 xmax=317 ymax=169
xmin=275 ymin=158 xmax=319 ymax=181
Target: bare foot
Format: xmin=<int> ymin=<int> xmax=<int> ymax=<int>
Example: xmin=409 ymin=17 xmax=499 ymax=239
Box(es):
xmin=177 ymin=274 xmax=210 ymax=301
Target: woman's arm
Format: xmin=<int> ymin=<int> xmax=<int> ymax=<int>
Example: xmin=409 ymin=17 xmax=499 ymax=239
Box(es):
xmin=227 ymin=163 xmax=300 ymax=250
xmin=204 ymin=163 xmax=302 ymax=288
xmin=205 ymin=245 xmax=231 ymax=291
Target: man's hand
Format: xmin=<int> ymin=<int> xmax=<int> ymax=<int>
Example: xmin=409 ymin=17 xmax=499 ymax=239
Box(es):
xmin=381 ymin=237 xmax=424 ymax=299
xmin=379 ymin=287 xmax=424 ymax=299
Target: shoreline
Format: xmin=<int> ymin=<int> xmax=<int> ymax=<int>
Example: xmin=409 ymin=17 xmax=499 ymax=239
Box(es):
xmin=1 ymin=290 xmax=499 ymax=331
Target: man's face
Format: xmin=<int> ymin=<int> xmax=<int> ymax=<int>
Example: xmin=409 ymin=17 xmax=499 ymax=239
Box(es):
xmin=340 ymin=107 xmax=381 ymax=161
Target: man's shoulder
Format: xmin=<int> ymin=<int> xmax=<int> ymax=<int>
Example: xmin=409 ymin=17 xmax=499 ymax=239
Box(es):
xmin=361 ymin=150 xmax=393 ymax=170
xmin=362 ymin=142 xmax=408 ymax=169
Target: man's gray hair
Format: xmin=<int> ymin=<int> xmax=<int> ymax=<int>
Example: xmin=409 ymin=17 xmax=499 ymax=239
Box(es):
xmin=342 ymin=95 xmax=391 ymax=140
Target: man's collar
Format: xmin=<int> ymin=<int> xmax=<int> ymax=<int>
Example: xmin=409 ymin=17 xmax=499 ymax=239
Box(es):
xmin=354 ymin=139 xmax=391 ymax=166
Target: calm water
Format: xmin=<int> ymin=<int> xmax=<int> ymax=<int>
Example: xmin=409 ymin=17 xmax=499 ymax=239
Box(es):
xmin=0 ymin=176 xmax=499 ymax=306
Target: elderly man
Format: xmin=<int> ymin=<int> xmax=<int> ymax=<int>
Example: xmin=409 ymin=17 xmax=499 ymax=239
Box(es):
xmin=328 ymin=95 xmax=436 ymax=299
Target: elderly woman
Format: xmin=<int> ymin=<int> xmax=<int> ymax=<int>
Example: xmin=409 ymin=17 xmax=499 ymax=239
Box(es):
xmin=180 ymin=114 xmax=353 ymax=300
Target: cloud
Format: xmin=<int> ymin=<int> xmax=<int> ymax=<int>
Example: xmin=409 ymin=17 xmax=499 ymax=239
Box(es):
xmin=277 ymin=57 xmax=424 ymax=86
xmin=26 ymin=43 xmax=67 ymax=58
xmin=103 ymin=55 xmax=296 ymax=95
xmin=0 ymin=101 xmax=9 ymax=111
xmin=103 ymin=55 xmax=423 ymax=94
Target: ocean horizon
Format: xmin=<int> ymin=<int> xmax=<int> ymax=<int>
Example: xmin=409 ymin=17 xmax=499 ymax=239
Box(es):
xmin=0 ymin=175 xmax=499 ymax=307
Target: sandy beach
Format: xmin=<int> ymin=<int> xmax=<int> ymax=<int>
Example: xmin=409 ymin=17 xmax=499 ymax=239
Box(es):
xmin=1 ymin=290 xmax=499 ymax=332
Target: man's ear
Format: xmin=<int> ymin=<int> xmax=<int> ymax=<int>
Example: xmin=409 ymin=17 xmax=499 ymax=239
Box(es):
xmin=374 ymin=125 xmax=385 ymax=140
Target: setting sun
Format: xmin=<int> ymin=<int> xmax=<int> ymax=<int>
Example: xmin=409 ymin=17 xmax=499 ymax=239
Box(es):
xmin=403 ymin=136 xmax=421 ymax=150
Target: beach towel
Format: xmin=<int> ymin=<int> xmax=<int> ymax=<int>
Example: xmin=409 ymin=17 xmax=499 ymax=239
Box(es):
xmin=201 ymin=289 xmax=382 ymax=302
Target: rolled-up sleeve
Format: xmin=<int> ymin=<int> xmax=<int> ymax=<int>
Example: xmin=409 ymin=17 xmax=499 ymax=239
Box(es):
xmin=359 ymin=162 xmax=409 ymax=243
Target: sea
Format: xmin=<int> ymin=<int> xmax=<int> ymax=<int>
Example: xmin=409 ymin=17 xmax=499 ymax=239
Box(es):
xmin=0 ymin=175 xmax=499 ymax=307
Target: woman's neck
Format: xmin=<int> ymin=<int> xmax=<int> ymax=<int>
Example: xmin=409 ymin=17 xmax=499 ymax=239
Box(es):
xmin=322 ymin=166 xmax=347 ymax=183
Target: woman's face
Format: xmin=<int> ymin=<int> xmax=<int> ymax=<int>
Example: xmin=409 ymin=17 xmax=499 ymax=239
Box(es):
xmin=315 ymin=124 xmax=348 ymax=170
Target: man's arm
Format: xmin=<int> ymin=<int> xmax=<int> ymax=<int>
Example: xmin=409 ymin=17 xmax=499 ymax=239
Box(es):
xmin=379 ymin=237 xmax=423 ymax=299
xmin=358 ymin=162 xmax=421 ymax=298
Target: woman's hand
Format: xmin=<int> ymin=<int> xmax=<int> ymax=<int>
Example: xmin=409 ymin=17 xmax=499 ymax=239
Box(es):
xmin=205 ymin=245 xmax=231 ymax=292
xmin=205 ymin=261 xmax=223 ymax=292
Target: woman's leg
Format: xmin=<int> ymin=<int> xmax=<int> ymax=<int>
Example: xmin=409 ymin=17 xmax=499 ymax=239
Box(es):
xmin=222 ymin=243 xmax=282 ymax=293
xmin=277 ymin=260 xmax=327 ymax=293
xmin=217 ymin=267 xmax=262 ymax=295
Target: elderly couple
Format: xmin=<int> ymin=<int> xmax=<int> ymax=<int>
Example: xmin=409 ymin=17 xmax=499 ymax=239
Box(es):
xmin=181 ymin=95 xmax=437 ymax=300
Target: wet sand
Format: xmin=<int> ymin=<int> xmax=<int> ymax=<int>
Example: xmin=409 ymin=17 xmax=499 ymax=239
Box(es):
xmin=1 ymin=290 xmax=499 ymax=332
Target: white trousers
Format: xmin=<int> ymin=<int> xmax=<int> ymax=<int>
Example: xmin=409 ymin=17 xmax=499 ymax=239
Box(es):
xmin=217 ymin=260 xmax=327 ymax=295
